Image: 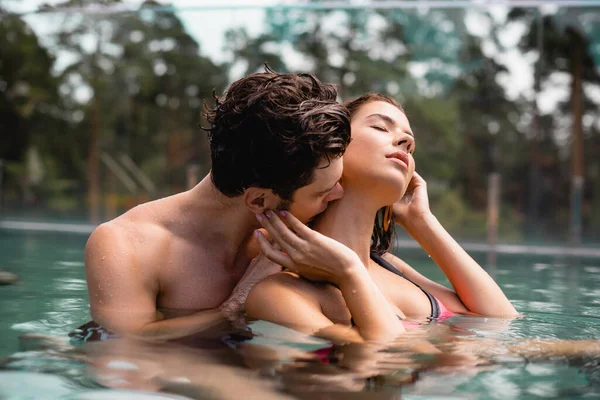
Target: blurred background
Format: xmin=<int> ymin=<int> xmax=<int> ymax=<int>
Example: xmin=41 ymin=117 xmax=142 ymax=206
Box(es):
xmin=1 ymin=0 xmax=599 ymax=247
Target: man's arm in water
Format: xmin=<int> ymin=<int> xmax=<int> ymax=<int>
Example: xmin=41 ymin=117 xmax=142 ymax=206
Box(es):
xmin=85 ymin=223 xmax=273 ymax=340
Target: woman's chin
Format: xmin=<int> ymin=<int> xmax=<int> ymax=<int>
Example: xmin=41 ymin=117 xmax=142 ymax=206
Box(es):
xmin=354 ymin=174 xmax=407 ymax=203
xmin=384 ymin=178 xmax=408 ymax=202
xmin=378 ymin=189 xmax=407 ymax=207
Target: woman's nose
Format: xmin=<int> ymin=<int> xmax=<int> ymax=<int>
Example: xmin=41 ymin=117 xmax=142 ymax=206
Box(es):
xmin=397 ymin=133 xmax=415 ymax=154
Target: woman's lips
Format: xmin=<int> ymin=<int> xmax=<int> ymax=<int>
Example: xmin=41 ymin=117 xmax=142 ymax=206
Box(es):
xmin=386 ymin=152 xmax=409 ymax=170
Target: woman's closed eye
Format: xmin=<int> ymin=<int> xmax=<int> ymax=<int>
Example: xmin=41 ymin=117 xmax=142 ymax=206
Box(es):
xmin=371 ymin=125 xmax=388 ymax=132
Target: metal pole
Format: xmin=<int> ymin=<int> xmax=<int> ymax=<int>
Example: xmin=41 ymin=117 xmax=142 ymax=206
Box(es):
xmin=487 ymin=173 xmax=500 ymax=269
xmin=569 ymin=33 xmax=585 ymax=247
xmin=186 ymin=164 xmax=200 ymax=190
xmin=0 ymin=159 xmax=4 ymax=212
xmin=570 ymin=176 xmax=584 ymax=246
xmin=528 ymin=9 xmax=544 ymax=238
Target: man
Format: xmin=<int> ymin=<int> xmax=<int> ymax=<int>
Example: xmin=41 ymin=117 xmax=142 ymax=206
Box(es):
xmin=84 ymin=68 xmax=351 ymax=340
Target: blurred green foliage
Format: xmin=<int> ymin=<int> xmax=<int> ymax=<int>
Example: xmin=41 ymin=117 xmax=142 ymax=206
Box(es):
xmin=0 ymin=0 xmax=599 ymax=243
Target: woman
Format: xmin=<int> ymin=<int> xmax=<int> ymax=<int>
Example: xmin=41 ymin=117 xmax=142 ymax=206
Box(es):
xmin=245 ymin=93 xmax=518 ymax=343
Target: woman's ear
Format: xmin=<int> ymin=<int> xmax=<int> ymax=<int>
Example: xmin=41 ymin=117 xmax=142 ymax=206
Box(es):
xmin=244 ymin=187 xmax=279 ymax=214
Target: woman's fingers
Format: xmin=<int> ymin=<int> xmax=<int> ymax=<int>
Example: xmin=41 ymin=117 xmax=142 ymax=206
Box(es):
xmin=279 ymin=211 xmax=315 ymax=240
xmin=264 ymin=211 xmax=305 ymax=248
xmin=256 ymin=212 xmax=296 ymax=255
xmin=404 ymin=174 xmax=419 ymax=194
xmin=254 ymin=230 xmax=294 ymax=269
xmin=409 ymin=171 xmax=426 ymax=190
xmin=412 ymin=171 xmax=424 ymax=181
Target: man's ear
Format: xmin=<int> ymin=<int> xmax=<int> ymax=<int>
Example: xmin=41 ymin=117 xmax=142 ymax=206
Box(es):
xmin=244 ymin=187 xmax=279 ymax=214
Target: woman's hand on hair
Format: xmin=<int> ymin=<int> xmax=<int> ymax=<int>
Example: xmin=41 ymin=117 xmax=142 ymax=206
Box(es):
xmin=254 ymin=210 xmax=362 ymax=286
xmin=393 ymin=171 xmax=433 ymax=228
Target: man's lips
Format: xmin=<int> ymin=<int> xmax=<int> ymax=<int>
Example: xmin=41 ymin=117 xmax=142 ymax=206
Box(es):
xmin=386 ymin=151 xmax=409 ymax=170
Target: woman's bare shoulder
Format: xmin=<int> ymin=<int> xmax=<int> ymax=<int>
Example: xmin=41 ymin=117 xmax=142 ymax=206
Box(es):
xmin=245 ymin=271 xmax=335 ymax=324
xmin=252 ymin=271 xmax=328 ymax=298
xmin=248 ymin=272 xmax=349 ymax=323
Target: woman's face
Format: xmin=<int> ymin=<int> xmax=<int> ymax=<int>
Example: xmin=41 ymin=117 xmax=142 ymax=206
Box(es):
xmin=342 ymin=101 xmax=416 ymax=203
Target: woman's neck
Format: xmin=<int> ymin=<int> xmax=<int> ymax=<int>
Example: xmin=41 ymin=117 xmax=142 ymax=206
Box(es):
xmin=313 ymin=189 xmax=382 ymax=267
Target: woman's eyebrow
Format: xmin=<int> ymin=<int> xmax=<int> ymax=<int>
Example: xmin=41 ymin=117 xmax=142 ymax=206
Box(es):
xmin=366 ymin=113 xmax=414 ymax=137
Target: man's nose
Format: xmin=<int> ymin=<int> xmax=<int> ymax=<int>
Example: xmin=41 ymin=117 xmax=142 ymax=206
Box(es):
xmin=326 ymin=183 xmax=344 ymax=202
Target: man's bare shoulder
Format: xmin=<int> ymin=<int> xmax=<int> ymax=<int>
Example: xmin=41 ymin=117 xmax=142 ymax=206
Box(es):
xmin=87 ymin=210 xmax=160 ymax=250
xmin=84 ymin=197 xmax=179 ymax=273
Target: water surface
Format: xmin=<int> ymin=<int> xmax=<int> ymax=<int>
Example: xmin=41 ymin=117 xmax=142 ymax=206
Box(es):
xmin=1 ymin=230 xmax=599 ymax=399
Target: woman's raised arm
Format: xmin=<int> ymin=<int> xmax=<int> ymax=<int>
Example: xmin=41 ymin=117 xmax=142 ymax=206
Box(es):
xmin=394 ymin=172 xmax=518 ymax=317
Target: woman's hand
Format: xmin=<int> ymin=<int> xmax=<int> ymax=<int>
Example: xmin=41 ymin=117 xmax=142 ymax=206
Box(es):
xmin=393 ymin=171 xmax=433 ymax=227
xmin=252 ymin=210 xmax=406 ymax=342
xmin=254 ymin=210 xmax=362 ymax=286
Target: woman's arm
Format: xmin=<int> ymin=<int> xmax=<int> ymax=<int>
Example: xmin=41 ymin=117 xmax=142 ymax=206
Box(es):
xmin=246 ymin=274 xmax=361 ymax=343
xmin=401 ymin=214 xmax=517 ymax=316
xmin=250 ymin=211 xmax=405 ymax=343
xmin=394 ymin=173 xmax=518 ymax=317
xmin=246 ymin=271 xmax=404 ymax=343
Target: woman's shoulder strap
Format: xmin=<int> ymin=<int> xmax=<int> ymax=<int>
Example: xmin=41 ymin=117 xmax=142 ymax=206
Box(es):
xmin=369 ymin=252 xmax=406 ymax=278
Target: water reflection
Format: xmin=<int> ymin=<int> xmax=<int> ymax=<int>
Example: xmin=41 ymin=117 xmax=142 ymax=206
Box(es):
xmin=54 ymin=278 xmax=88 ymax=292
xmin=231 ymin=321 xmax=504 ymax=397
xmin=84 ymin=338 xmax=290 ymax=399
xmin=82 ymin=321 xmax=600 ymax=398
xmin=2 ymin=233 xmax=600 ymax=399
xmin=2 ymin=313 xmax=600 ymax=400
xmin=78 ymin=324 xmax=487 ymax=399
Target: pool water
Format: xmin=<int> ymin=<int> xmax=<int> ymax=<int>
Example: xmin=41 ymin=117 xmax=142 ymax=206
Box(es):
xmin=0 ymin=231 xmax=90 ymax=356
xmin=1 ymin=230 xmax=600 ymax=399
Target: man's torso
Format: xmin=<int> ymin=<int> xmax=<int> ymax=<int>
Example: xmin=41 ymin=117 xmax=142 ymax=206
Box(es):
xmin=106 ymin=193 xmax=257 ymax=311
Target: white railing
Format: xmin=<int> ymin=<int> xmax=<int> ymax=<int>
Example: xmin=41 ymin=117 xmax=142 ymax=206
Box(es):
xmin=4 ymin=0 xmax=600 ymax=17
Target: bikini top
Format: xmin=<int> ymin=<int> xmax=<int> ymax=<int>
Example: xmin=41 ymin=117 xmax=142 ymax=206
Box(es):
xmin=350 ymin=252 xmax=440 ymax=326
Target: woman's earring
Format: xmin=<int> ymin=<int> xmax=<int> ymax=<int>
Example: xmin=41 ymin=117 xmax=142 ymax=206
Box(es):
xmin=383 ymin=205 xmax=394 ymax=232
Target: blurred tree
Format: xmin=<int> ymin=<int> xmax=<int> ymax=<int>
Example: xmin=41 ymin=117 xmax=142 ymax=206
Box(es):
xmin=39 ymin=0 xmax=124 ymax=222
xmin=37 ymin=0 xmax=227 ymax=220
xmin=3 ymin=0 xmax=599 ymax=242
xmin=224 ymin=7 xmax=457 ymax=180
xmin=225 ymin=28 xmax=286 ymax=75
xmin=0 ymin=7 xmax=64 ymax=207
xmin=449 ymin=34 xmax=525 ymax=210
xmin=509 ymin=7 xmax=600 ymax=243
xmin=108 ymin=0 xmax=227 ymax=192
xmin=224 ymin=5 xmax=525 ymax=240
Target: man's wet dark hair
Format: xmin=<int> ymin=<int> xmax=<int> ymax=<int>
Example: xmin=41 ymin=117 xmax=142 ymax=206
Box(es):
xmin=203 ymin=67 xmax=351 ymax=201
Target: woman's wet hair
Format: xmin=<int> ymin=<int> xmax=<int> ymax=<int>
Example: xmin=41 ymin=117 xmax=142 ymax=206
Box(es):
xmin=203 ymin=66 xmax=351 ymax=201
xmin=344 ymin=93 xmax=405 ymax=256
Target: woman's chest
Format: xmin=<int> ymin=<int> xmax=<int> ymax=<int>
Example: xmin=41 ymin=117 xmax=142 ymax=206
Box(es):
xmin=318 ymin=270 xmax=434 ymax=322
xmin=373 ymin=269 xmax=434 ymax=318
